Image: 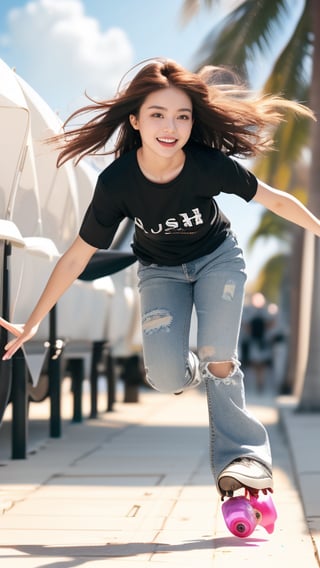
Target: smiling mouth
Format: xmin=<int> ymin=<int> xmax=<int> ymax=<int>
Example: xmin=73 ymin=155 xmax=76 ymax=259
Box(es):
xmin=157 ymin=137 xmax=177 ymax=146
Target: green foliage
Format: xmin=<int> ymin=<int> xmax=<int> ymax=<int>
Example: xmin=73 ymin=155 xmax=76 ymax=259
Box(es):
xmin=181 ymin=0 xmax=320 ymax=402
xmin=181 ymin=0 xmax=313 ymax=256
xmin=253 ymin=253 xmax=289 ymax=303
xmin=247 ymin=209 xmax=292 ymax=249
xmin=182 ymin=0 xmax=313 ymax=188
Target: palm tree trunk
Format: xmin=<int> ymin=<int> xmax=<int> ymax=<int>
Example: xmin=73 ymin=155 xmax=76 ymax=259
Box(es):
xmin=297 ymin=0 xmax=320 ymax=411
xmin=282 ymin=227 xmax=311 ymax=394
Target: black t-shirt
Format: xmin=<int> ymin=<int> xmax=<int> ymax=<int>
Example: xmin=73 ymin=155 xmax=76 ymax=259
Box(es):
xmin=79 ymin=141 xmax=257 ymax=265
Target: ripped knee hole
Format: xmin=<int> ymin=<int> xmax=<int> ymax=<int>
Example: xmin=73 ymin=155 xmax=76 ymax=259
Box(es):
xmin=207 ymin=361 xmax=235 ymax=379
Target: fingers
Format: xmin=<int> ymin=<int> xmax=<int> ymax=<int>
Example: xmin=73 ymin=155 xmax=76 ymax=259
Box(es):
xmin=1 ymin=321 xmax=39 ymax=360
xmin=0 ymin=317 xmax=24 ymax=337
xmin=0 ymin=318 xmax=26 ymax=360
xmin=2 ymin=338 xmax=24 ymax=361
xmin=0 ymin=317 xmax=15 ymax=333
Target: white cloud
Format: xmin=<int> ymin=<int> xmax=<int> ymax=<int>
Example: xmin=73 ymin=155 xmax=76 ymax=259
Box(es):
xmin=3 ymin=0 xmax=134 ymax=116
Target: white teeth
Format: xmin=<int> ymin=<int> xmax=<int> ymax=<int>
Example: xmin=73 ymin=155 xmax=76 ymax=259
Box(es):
xmin=158 ymin=137 xmax=176 ymax=143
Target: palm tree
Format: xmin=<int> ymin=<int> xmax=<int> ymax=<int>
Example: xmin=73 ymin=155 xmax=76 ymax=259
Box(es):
xmin=297 ymin=0 xmax=320 ymax=409
xmin=181 ymin=0 xmax=320 ymax=407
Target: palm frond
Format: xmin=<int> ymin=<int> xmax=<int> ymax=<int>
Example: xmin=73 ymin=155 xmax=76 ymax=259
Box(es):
xmin=254 ymin=252 xmax=289 ymax=303
xmin=247 ymin=209 xmax=292 ymax=248
xmin=263 ymin=3 xmax=312 ymax=100
xmin=193 ymin=0 xmax=301 ymax=75
xmin=253 ymin=112 xmax=311 ymax=183
xmin=180 ymin=0 xmax=216 ymax=26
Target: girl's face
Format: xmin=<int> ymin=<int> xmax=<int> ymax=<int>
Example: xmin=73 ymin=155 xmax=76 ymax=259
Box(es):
xmin=129 ymin=86 xmax=193 ymax=158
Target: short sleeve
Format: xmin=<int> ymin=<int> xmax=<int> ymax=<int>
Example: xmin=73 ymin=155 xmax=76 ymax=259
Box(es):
xmin=79 ymin=203 xmax=120 ymax=249
xmin=79 ymin=174 xmax=125 ymax=249
xmin=187 ymin=143 xmax=258 ymax=202
xmin=219 ymin=154 xmax=258 ymax=202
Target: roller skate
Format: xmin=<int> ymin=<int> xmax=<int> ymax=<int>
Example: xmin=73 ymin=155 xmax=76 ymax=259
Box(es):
xmin=218 ymin=458 xmax=277 ymax=538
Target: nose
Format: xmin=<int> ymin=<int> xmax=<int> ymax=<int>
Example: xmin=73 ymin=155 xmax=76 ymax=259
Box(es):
xmin=163 ymin=117 xmax=176 ymax=132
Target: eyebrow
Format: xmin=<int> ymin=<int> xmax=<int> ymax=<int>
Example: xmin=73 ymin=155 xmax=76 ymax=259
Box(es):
xmin=147 ymin=105 xmax=192 ymax=113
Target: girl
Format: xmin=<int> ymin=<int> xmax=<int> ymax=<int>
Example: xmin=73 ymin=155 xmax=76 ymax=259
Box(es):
xmin=1 ymin=59 xmax=319 ymax=498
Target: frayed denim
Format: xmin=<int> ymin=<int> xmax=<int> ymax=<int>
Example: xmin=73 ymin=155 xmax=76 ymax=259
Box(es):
xmin=137 ymin=232 xmax=272 ymax=484
xmin=203 ymin=363 xmax=272 ymax=484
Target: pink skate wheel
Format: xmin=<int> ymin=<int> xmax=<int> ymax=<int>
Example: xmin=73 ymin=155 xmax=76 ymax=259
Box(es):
xmin=250 ymin=493 xmax=277 ymax=534
xmin=222 ymin=496 xmax=257 ymax=538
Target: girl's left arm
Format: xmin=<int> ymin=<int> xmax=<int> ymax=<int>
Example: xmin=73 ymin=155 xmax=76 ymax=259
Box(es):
xmin=253 ymin=180 xmax=320 ymax=238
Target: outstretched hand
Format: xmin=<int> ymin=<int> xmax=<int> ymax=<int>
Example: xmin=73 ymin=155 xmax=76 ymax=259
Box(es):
xmin=0 ymin=317 xmax=38 ymax=360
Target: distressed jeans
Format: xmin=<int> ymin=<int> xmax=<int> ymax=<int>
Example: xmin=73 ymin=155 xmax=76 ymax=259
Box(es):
xmin=137 ymin=232 xmax=272 ymax=485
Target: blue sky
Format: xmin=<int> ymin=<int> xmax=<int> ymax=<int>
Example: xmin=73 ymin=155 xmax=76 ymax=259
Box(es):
xmin=0 ymin=0 xmax=219 ymax=117
xmin=0 ymin=0 xmax=284 ymax=282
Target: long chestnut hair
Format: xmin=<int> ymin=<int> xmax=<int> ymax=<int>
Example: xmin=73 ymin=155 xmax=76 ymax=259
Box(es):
xmin=53 ymin=58 xmax=314 ymax=167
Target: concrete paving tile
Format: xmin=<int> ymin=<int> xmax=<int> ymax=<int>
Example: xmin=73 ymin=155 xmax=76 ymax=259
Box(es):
xmin=0 ymin=484 xmax=39 ymax=494
xmin=153 ymin=528 xmax=317 ymax=566
xmin=0 ymin=513 xmax=167 ymax=532
xmin=280 ymin=403 xmax=320 ymax=563
xmin=0 ymin=530 xmax=159 ymax=552
xmin=164 ymin=516 xmax=215 ymax=533
xmin=6 ymin=499 xmax=137 ymax=517
xmin=159 ymin=473 xmax=203 ymax=486
xmin=178 ymin=485 xmax=215 ymax=500
xmin=0 ymin=530 xmax=115 ymax=546
xmin=67 ymin=460 xmax=198 ymax=477
xmin=0 ymin=553 xmax=116 ymax=568
xmin=0 ymin=497 xmax=13 ymax=513
xmin=28 ymin=483 xmax=182 ymax=505
xmin=0 ymin=549 xmax=156 ymax=567
xmin=152 ymin=530 xmax=217 ymax=563
xmin=0 ymin=557 xmax=72 ymax=567
xmin=10 ymin=496 xmax=176 ymax=520
xmin=64 ymin=471 xmax=162 ymax=482
xmin=299 ymin=473 xmax=320 ymax=516
xmin=308 ymin=520 xmax=320 ymax=558
xmin=46 ymin=474 xmax=165 ymax=487
xmin=152 ymin=529 xmax=269 ymax=564
xmin=0 ymin=547 xmax=26 ymax=558
xmin=164 ymin=500 xmax=217 ymax=532
xmin=0 ymin=487 xmax=40 ymax=512
xmin=0 ymin=388 xmax=318 ymax=566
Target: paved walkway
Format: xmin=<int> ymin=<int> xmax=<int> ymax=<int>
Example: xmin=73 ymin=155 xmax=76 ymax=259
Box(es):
xmin=0 ymin=378 xmax=319 ymax=567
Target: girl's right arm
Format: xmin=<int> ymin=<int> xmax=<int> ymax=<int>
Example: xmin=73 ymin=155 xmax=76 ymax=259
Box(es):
xmin=1 ymin=235 xmax=97 ymax=360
